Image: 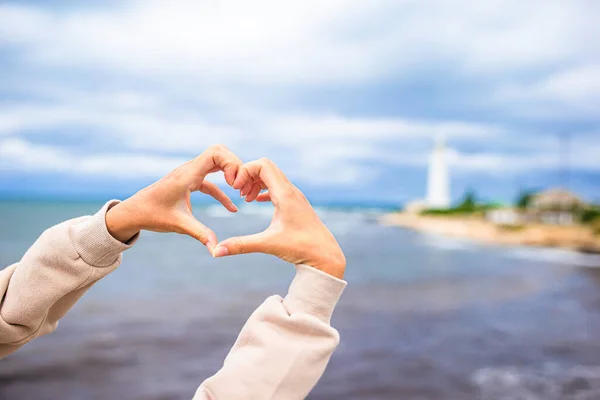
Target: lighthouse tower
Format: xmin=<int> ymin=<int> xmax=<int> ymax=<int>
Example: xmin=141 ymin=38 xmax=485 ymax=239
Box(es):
xmin=426 ymin=136 xmax=450 ymax=208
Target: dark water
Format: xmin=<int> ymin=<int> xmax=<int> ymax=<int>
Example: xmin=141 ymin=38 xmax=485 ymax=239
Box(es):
xmin=1 ymin=201 xmax=600 ymax=399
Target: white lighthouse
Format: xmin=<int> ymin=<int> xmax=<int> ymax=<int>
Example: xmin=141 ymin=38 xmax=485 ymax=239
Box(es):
xmin=426 ymin=136 xmax=450 ymax=208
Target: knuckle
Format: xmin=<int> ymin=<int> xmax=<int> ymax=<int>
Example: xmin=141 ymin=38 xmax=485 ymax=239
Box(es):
xmin=232 ymin=238 xmax=246 ymax=254
xmin=281 ymin=185 xmax=297 ymax=200
xmin=212 ymin=144 xmax=228 ymax=153
xmin=225 ymin=161 xmax=238 ymax=171
xmin=238 ymin=164 xmax=249 ymax=173
xmin=194 ymin=230 xmax=208 ymax=243
xmin=170 ymin=164 xmax=184 ymax=175
xmin=166 ymin=167 xmax=185 ymax=183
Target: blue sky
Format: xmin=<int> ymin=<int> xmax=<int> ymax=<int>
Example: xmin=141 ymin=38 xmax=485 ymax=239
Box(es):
xmin=0 ymin=0 xmax=599 ymax=206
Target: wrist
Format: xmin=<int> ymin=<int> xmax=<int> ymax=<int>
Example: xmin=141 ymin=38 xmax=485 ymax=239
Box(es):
xmin=318 ymin=264 xmax=345 ymax=280
xmin=313 ymin=254 xmax=346 ymax=280
xmin=106 ymin=200 xmax=141 ymax=243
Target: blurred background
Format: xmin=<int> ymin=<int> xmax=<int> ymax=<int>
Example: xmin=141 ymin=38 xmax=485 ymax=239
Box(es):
xmin=1 ymin=1 xmax=600 ymax=399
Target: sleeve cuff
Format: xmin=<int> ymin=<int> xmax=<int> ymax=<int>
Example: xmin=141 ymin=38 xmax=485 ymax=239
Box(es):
xmin=284 ymin=264 xmax=347 ymax=324
xmin=70 ymin=200 xmax=139 ymax=268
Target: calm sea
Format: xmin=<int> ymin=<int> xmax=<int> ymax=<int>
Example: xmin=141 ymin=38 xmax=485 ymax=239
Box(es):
xmin=2 ymin=201 xmax=600 ymax=399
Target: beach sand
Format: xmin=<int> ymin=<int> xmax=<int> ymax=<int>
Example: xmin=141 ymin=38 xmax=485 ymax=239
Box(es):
xmin=380 ymin=212 xmax=600 ymax=254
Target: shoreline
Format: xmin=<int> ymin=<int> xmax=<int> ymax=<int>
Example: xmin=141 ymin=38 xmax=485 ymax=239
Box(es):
xmin=380 ymin=212 xmax=600 ymax=254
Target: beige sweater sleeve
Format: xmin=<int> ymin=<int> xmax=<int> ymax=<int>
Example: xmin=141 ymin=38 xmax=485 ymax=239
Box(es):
xmin=0 ymin=200 xmax=136 ymax=358
xmin=194 ymin=265 xmax=347 ymax=400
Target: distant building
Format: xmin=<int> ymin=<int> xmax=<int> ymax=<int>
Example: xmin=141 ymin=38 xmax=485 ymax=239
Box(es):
xmin=528 ymin=188 xmax=586 ymax=225
xmin=485 ymin=189 xmax=587 ymax=227
xmin=486 ymin=207 xmax=523 ymax=226
xmin=426 ymin=136 xmax=450 ymax=209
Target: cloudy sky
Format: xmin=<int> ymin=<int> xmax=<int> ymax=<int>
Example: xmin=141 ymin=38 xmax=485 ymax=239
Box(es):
xmin=0 ymin=0 xmax=598 ymax=206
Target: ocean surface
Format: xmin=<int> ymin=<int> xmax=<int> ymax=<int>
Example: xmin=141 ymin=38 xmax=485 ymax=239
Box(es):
xmin=2 ymin=201 xmax=600 ymax=399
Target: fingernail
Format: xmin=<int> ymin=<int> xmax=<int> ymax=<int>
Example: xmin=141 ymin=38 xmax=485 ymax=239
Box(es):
xmin=213 ymin=245 xmax=229 ymax=258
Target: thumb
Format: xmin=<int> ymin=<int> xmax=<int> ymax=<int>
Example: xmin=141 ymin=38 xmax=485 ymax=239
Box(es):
xmin=213 ymin=232 xmax=271 ymax=257
xmin=178 ymin=215 xmax=218 ymax=253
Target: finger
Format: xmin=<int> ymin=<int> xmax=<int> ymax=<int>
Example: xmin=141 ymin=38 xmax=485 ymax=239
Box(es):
xmin=240 ymin=181 xmax=253 ymax=198
xmin=194 ymin=145 xmax=243 ymax=186
xmin=255 ymin=191 xmax=271 ymax=202
xmin=232 ymin=163 xmax=251 ymax=190
xmin=249 ymin=179 xmax=267 ymax=191
xmin=245 ymin=183 xmax=262 ymax=202
xmin=178 ymin=215 xmax=218 ymax=254
xmin=213 ymin=232 xmax=271 ymax=257
xmin=199 ymin=181 xmax=238 ymax=212
xmin=233 ymin=158 xmax=290 ymax=201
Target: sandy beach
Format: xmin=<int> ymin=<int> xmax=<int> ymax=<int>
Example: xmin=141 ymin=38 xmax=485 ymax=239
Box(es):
xmin=380 ymin=212 xmax=600 ymax=254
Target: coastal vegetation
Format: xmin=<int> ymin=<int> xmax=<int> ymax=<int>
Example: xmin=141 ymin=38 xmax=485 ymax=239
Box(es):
xmin=515 ymin=189 xmax=536 ymax=209
xmin=582 ymin=207 xmax=600 ymax=224
xmin=582 ymin=207 xmax=600 ymax=235
xmin=420 ymin=190 xmax=499 ymax=216
xmin=386 ymin=188 xmax=600 ymax=253
xmin=421 ymin=189 xmax=599 ymax=226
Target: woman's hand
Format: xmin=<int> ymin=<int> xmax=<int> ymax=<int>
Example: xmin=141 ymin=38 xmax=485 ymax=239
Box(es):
xmin=212 ymin=158 xmax=346 ymax=279
xmin=106 ymin=145 xmax=242 ymax=253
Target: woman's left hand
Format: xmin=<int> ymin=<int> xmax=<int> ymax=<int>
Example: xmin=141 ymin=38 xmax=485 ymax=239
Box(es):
xmin=105 ymin=145 xmax=242 ymax=253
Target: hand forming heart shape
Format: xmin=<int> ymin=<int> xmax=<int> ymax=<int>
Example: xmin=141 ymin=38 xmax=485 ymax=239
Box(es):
xmin=106 ymin=145 xmax=346 ymax=279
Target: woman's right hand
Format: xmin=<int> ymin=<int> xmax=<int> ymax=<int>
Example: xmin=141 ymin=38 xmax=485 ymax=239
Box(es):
xmin=212 ymin=158 xmax=346 ymax=279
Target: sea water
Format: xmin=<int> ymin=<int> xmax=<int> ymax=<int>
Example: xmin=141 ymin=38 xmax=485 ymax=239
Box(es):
xmin=1 ymin=201 xmax=600 ymax=399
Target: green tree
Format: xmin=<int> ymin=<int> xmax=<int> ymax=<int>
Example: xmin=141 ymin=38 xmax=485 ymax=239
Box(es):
xmin=581 ymin=207 xmax=600 ymax=224
xmin=458 ymin=190 xmax=476 ymax=211
xmin=515 ymin=190 xmax=535 ymax=209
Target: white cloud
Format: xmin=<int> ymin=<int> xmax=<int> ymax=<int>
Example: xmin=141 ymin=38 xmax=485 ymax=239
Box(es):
xmin=537 ymin=65 xmax=600 ymax=103
xmin=1 ymin=0 xmax=597 ymax=85
xmin=0 ymin=138 xmax=188 ymax=178
xmin=1 ymin=81 xmax=598 ymax=186
xmin=0 ymin=135 xmax=370 ymax=186
xmin=0 ymin=103 xmax=242 ymax=151
xmin=0 ymin=0 xmax=599 ymax=199
xmin=493 ymin=65 xmax=600 ymax=118
xmin=449 ymin=144 xmax=600 ymax=174
xmin=0 ymin=1 xmax=386 ymax=84
xmin=0 ymin=86 xmax=508 ymax=186
xmin=1 ymin=0 xmax=596 ymax=133
xmin=264 ymin=115 xmax=497 ymax=142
